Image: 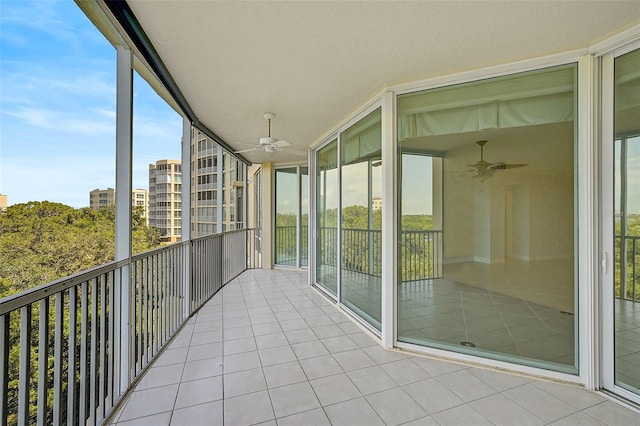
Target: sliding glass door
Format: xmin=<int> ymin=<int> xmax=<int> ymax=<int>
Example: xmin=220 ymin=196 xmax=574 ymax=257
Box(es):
xmin=275 ymin=166 xmax=309 ymax=268
xmin=603 ymin=46 xmax=640 ymax=402
xmin=313 ymin=108 xmax=383 ymax=331
xmin=340 ymin=108 xmax=382 ymax=330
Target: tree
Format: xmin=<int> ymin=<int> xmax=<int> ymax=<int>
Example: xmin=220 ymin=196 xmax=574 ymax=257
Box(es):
xmin=0 ymin=201 xmax=163 ymax=424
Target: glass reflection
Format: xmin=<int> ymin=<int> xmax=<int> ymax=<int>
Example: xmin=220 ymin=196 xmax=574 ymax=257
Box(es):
xmin=316 ymin=141 xmax=339 ymax=295
xmin=397 ymin=64 xmax=577 ymax=372
xmin=614 ymin=48 xmax=640 ymax=395
xmin=340 ymin=108 xmax=382 ymax=330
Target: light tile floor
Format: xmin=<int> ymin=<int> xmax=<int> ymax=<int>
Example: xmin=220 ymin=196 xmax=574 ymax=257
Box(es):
xmin=108 ymin=268 xmax=640 ymax=426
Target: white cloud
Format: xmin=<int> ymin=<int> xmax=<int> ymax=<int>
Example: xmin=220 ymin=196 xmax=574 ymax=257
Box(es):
xmin=4 ymin=107 xmax=115 ymax=135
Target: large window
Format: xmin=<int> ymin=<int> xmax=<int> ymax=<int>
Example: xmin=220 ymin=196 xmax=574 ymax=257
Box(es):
xmin=397 ymin=64 xmax=578 ymax=372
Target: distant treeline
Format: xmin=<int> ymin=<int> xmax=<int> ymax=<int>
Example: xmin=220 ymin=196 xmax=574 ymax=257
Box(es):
xmin=0 ymin=201 xmax=161 ymax=298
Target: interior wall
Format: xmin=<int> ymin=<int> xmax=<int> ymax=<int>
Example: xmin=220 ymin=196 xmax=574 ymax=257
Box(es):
xmin=443 ymin=122 xmax=574 ymax=265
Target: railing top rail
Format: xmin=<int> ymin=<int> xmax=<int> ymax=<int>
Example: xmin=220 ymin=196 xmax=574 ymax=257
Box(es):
xmin=616 ymin=234 xmax=640 ymax=239
xmin=130 ymin=240 xmax=189 ymax=262
xmin=191 ymin=227 xmax=254 ymax=244
xmin=315 ymin=226 xmax=442 ymax=233
xmin=0 ymin=257 xmax=129 ymax=315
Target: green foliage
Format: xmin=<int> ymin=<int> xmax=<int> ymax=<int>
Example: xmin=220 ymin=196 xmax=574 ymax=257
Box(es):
xmin=614 ymin=215 xmax=640 ymax=299
xmin=401 ymin=215 xmax=433 ymax=231
xmin=0 ymin=201 xmax=161 ymax=299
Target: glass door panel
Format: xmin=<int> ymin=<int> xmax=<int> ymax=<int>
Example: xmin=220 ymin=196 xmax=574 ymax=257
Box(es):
xmin=275 ymin=167 xmax=298 ymax=265
xmin=613 ymin=48 xmax=640 ymax=396
xmin=316 ymin=140 xmax=339 ymax=295
xmin=340 ymin=108 xmax=382 ymax=330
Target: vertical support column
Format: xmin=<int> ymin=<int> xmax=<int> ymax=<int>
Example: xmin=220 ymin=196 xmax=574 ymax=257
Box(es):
xmin=337 ymin=137 xmax=343 ymax=303
xmin=182 ymin=118 xmax=192 ymax=316
xmin=115 ymin=46 xmax=133 ymax=393
xmin=578 ymin=54 xmax=598 ymax=390
xmin=600 ymin=53 xmax=615 ymax=391
xmin=381 ymin=91 xmax=397 ymax=348
xmin=216 ymin=144 xmax=224 ymax=232
xmin=297 ymin=166 xmax=302 ymax=268
xmin=368 ymin=160 xmax=374 ymax=275
xmin=262 ymin=162 xmax=274 ymax=268
xmin=308 ymin=150 xmax=316 ymax=285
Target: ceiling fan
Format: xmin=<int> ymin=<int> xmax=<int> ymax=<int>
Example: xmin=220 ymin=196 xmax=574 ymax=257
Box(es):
xmin=235 ymin=112 xmax=291 ymax=154
xmin=467 ymin=140 xmax=527 ymax=182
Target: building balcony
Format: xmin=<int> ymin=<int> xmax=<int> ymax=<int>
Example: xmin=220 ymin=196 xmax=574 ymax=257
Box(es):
xmin=2 ymin=228 xmax=639 ymax=425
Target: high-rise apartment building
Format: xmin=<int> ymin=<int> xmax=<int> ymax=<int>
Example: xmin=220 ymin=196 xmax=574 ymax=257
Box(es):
xmin=89 ymin=188 xmax=149 ymax=223
xmin=191 ymin=129 xmax=245 ymax=237
xmin=149 ymin=160 xmax=182 ymax=242
xmin=132 ymin=189 xmax=150 ymax=222
xmin=89 ymin=188 xmax=115 ymax=209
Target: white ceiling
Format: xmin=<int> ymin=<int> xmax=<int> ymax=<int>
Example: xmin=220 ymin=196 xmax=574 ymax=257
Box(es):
xmin=126 ymin=1 xmax=640 ymax=164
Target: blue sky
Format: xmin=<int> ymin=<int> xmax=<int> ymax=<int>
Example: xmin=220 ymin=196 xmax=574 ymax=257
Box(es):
xmin=0 ymin=0 xmax=181 ymax=208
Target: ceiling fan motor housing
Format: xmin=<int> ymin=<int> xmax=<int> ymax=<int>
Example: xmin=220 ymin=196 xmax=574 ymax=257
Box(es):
xmin=259 ymin=136 xmax=278 ymax=146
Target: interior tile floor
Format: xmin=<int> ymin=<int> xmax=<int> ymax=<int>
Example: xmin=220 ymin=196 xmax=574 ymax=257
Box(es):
xmin=108 ymin=268 xmax=639 ymax=426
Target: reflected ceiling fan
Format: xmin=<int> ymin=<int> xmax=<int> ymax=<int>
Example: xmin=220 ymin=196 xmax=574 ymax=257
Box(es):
xmin=235 ymin=113 xmax=291 ymax=154
xmin=467 ymin=140 xmax=527 ymax=182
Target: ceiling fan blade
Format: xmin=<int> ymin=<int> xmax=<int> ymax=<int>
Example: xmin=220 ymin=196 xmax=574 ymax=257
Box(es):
xmin=272 ymin=140 xmax=290 ymax=148
xmin=489 ymin=163 xmax=528 ymax=171
xmin=234 ymin=147 xmax=260 ymax=153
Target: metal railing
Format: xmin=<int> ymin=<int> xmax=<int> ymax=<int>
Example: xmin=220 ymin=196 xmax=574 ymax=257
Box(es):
xmin=0 ymin=228 xmax=259 ymax=426
xmin=274 ymin=225 xmax=308 ymax=266
xmin=312 ymin=227 xmax=442 ymax=281
xmin=616 ymin=235 xmax=640 ymax=302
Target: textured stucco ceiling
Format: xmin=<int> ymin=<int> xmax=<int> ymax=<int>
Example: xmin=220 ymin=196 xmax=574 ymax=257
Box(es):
xmin=126 ymin=1 xmax=640 ymax=164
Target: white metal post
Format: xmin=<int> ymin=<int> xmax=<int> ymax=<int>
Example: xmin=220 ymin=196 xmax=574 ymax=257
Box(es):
xmin=182 ymin=118 xmax=192 ymax=316
xmin=217 ymin=144 xmax=224 ymax=232
xmin=115 ymin=46 xmax=133 ymax=393
xmin=577 ymin=54 xmax=599 ymax=390
xmin=308 ymin=149 xmax=315 ymax=286
xmin=381 ymin=91 xmax=397 ymax=348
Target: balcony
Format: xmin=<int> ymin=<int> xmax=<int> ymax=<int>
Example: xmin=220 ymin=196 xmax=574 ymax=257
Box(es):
xmin=3 ymin=229 xmax=639 ymax=425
